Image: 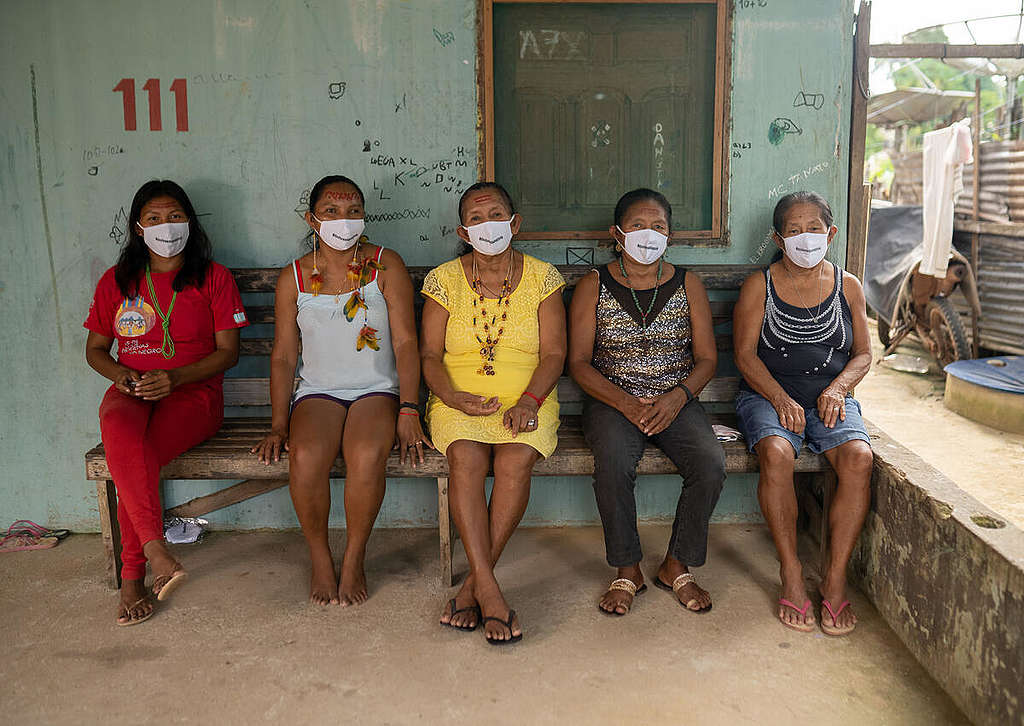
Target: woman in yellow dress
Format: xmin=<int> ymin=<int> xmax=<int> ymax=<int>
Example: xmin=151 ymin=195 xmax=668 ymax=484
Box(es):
xmin=421 ymin=182 xmax=566 ymax=645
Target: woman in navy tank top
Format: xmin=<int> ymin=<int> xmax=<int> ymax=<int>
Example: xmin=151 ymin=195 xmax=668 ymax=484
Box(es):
xmin=733 ymin=191 xmax=873 ymax=637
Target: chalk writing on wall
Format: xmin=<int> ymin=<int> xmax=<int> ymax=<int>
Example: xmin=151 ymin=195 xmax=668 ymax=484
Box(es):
xmin=329 ymin=81 xmax=346 ymax=100
xmin=767 ymin=117 xmax=802 ymax=146
xmin=109 ymin=206 xmax=128 ymax=244
xmin=793 ymin=91 xmax=824 ymax=110
xmin=519 ymin=29 xmax=586 ymax=60
xmin=434 ymin=28 xmax=455 ymax=47
xmin=567 ymin=247 xmax=595 ymax=265
xmin=766 ymin=160 xmax=831 ymax=200
xmin=732 ymin=141 xmax=752 ymax=159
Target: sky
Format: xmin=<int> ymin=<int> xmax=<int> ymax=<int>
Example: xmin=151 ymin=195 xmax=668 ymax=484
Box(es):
xmin=869 ymin=0 xmax=1024 ymax=92
xmin=870 ymin=0 xmax=1023 ymax=43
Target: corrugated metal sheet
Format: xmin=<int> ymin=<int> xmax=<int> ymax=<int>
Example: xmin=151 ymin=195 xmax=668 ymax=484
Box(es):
xmin=953 ymin=228 xmax=1024 ymax=355
xmin=891 ymin=141 xmax=1024 ymax=223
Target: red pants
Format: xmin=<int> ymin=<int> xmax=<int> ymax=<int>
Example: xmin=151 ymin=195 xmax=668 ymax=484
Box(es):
xmin=99 ymin=383 xmax=223 ymax=581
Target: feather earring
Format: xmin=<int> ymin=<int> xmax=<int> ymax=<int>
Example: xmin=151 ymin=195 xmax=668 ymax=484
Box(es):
xmin=310 ymin=232 xmax=323 ymax=296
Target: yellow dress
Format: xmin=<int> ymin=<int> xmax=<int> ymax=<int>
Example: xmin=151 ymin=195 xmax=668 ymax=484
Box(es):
xmin=422 ymin=254 xmax=566 ymax=457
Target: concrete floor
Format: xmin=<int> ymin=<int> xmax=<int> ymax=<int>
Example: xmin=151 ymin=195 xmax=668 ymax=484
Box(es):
xmin=1 ymin=525 xmax=966 ymax=725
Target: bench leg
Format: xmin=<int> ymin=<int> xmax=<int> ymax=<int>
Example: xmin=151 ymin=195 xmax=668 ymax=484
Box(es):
xmin=437 ymin=476 xmax=454 ymax=587
xmin=96 ymin=479 xmax=122 ymax=589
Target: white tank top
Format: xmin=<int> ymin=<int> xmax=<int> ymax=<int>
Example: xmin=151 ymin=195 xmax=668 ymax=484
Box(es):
xmin=291 ymin=247 xmax=399 ymax=402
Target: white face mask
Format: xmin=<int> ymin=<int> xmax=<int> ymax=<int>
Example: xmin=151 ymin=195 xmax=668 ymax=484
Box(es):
xmin=137 ymin=222 xmax=189 ymax=258
xmin=782 ymin=231 xmax=829 ymax=268
xmin=617 ymin=226 xmax=667 ymax=265
xmin=463 ymin=219 xmax=513 ymax=256
xmin=314 ymin=216 xmax=365 ymax=250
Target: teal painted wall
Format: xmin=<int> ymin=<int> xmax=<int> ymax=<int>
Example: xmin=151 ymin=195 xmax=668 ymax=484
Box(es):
xmin=0 ymin=0 xmax=853 ymax=531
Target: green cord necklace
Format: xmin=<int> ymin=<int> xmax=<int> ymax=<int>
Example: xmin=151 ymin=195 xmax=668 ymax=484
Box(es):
xmin=617 ymin=255 xmax=664 ymax=331
xmin=145 ymin=266 xmax=178 ymax=359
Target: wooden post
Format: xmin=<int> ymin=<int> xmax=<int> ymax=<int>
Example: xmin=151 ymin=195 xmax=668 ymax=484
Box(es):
xmin=847 ymin=1 xmax=871 ymax=274
xmin=437 ymin=477 xmax=454 ymax=586
xmin=96 ymin=480 xmax=122 ymax=589
xmin=847 ymin=182 xmax=872 ymax=280
xmin=971 ymin=78 xmax=982 ymax=358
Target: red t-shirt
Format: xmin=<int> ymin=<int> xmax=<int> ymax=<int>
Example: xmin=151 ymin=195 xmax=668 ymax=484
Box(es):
xmin=85 ymin=262 xmax=248 ymax=385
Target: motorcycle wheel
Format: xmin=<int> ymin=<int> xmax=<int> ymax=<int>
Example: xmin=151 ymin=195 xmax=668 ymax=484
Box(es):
xmin=926 ymin=297 xmax=971 ymax=367
xmin=877 ymin=319 xmax=891 ymax=347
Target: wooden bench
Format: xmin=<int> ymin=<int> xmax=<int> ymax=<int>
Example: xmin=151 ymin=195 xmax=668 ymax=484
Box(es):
xmin=86 ymin=264 xmax=835 ymax=588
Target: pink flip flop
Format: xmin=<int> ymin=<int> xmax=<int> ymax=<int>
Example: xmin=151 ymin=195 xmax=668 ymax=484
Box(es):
xmin=777 ymin=598 xmax=816 ymax=632
xmin=820 ymin=598 xmax=856 ymax=636
xmin=0 ymin=534 xmax=59 ymax=552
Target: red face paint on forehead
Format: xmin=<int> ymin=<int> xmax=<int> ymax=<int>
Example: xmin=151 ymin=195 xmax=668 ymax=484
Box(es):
xmin=472 ymin=194 xmax=494 ymax=203
xmin=323 ymin=190 xmax=361 ymax=201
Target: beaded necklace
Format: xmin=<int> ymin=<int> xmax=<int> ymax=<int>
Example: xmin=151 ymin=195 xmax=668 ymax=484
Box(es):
xmin=617 ymin=255 xmax=664 ymax=332
xmin=761 ymin=263 xmax=846 ymax=375
xmin=145 ymin=265 xmax=177 ymax=359
xmin=471 ymin=251 xmax=515 ymax=376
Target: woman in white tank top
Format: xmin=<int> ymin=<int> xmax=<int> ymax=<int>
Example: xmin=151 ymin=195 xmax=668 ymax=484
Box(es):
xmin=252 ymin=175 xmax=431 ymax=606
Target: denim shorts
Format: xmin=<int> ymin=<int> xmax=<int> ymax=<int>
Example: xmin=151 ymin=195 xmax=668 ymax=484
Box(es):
xmin=734 ymin=390 xmax=871 ymax=457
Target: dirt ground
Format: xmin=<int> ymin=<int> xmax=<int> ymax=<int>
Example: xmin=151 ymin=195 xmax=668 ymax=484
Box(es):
xmin=1 ymin=525 xmax=965 ymax=725
xmin=858 ymin=320 xmax=1024 ymax=529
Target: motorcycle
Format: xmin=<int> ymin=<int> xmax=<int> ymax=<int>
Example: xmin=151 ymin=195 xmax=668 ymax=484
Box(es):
xmin=865 ymin=205 xmax=982 ymax=368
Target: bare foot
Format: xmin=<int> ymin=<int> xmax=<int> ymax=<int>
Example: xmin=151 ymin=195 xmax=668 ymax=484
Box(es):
xmin=599 ymin=564 xmax=645 ymax=615
xmin=819 ymin=576 xmax=857 ymax=634
xmin=474 ymin=578 xmax=521 ymax=643
xmin=657 ymin=557 xmax=711 ymax=611
xmin=338 ymin=548 xmax=368 ymax=607
xmin=778 ymin=562 xmax=815 ymax=629
xmin=116 ymin=578 xmax=153 ymax=625
xmin=309 ymin=548 xmax=339 ymax=606
xmin=440 ymin=575 xmax=479 ymax=629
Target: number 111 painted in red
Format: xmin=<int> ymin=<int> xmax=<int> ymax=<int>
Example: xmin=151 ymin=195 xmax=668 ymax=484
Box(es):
xmin=112 ymin=78 xmax=188 ymax=132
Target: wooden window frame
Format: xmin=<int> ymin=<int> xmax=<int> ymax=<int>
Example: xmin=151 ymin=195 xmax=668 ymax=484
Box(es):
xmin=478 ymin=0 xmax=732 ymax=244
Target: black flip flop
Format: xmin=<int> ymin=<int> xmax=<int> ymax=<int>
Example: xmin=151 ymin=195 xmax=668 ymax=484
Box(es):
xmin=654 ymin=576 xmax=712 ymax=613
xmin=599 ymin=583 xmax=648 ymax=616
xmin=482 ymin=609 xmax=522 ymax=645
xmin=442 ymin=598 xmax=481 ymax=632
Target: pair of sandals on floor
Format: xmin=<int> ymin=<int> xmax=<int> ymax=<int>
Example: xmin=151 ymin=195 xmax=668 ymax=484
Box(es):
xmin=117 ymin=565 xmax=188 ymax=627
xmin=601 ymin=572 xmax=712 ymax=616
xmin=778 ymin=595 xmax=856 ymax=636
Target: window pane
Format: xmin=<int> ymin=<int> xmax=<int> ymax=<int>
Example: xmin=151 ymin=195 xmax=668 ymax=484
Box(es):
xmin=494 ymin=2 xmax=718 ymax=234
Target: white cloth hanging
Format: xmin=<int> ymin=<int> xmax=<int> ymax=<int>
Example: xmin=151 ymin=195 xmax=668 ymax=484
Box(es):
xmin=920 ymin=120 xmax=973 ymax=278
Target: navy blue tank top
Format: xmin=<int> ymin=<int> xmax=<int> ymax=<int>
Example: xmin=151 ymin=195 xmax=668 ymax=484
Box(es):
xmin=739 ymin=262 xmax=853 ymax=408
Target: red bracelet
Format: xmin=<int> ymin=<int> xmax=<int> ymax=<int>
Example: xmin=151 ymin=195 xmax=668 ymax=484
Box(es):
xmin=398 ymin=411 xmax=419 ymax=417
xmin=521 ymin=390 xmax=545 ymax=407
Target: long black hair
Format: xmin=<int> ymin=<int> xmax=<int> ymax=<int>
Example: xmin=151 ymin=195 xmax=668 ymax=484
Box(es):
xmin=115 ymin=180 xmax=212 ymax=297
xmin=302 ymin=175 xmax=366 ymax=250
xmin=454 ymin=181 xmax=516 ymax=256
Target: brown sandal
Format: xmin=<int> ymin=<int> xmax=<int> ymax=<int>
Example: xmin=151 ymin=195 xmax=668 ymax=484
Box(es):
xmin=152 ymin=565 xmax=188 ymax=602
xmin=116 ymin=597 xmax=154 ymax=627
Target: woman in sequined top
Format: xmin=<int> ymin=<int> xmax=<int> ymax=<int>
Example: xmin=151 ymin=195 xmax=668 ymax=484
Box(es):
xmin=568 ymin=188 xmax=725 ymax=617
xmin=733 ymin=191 xmax=872 ymax=636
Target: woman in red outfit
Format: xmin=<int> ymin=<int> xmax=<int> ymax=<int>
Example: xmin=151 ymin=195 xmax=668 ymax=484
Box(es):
xmin=85 ymin=180 xmax=248 ymax=626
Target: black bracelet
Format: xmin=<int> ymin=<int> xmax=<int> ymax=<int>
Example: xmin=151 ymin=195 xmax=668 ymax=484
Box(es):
xmin=399 ymin=401 xmax=419 ymax=411
xmin=678 ymin=384 xmax=695 ymax=404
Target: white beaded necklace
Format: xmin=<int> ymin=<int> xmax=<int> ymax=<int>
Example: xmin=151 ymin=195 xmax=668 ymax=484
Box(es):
xmin=760 ymin=263 xmax=846 ymax=375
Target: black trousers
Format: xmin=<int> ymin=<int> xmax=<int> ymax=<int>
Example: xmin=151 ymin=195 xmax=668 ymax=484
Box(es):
xmin=582 ymin=396 xmax=726 ymax=568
